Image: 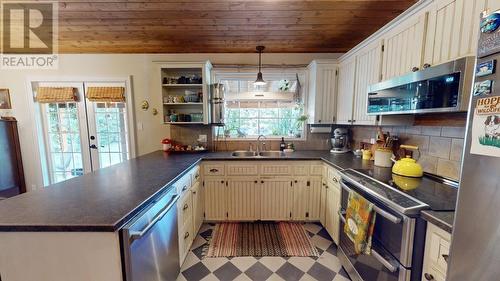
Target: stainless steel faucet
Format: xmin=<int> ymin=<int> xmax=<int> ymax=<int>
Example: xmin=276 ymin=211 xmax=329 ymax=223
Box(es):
xmin=257 ymin=135 xmax=267 ymax=153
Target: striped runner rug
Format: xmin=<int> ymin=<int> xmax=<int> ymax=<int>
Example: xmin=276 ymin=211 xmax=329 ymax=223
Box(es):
xmin=206 ymin=222 xmax=319 ymax=257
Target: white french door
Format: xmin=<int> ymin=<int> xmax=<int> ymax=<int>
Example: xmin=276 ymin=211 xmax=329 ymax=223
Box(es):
xmin=35 ymin=80 xmax=132 ymax=185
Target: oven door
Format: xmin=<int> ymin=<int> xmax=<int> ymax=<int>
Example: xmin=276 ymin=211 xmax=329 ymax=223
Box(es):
xmin=338 ymin=180 xmax=415 ymax=281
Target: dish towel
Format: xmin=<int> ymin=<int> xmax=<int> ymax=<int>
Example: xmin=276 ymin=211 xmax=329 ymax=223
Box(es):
xmin=344 ymin=191 xmax=377 ymax=255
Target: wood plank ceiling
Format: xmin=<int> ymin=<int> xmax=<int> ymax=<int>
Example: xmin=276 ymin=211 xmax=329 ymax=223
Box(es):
xmin=54 ymin=0 xmax=417 ymax=53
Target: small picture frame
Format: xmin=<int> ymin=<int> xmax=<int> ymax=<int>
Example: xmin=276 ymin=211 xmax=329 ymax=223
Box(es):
xmin=476 ymin=60 xmax=496 ymax=77
xmin=473 ymin=80 xmax=494 ymax=96
xmin=0 ymin=89 xmax=12 ymax=109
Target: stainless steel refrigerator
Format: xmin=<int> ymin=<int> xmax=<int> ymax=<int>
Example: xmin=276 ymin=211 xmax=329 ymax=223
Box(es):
xmin=448 ymin=10 xmax=500 ymax=281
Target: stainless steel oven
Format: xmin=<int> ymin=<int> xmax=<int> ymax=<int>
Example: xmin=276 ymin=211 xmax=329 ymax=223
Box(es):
xmin=338 ymin=170 xmax=428 ymax=281
xmin=121 ymin=188 xmax=180 ymax=281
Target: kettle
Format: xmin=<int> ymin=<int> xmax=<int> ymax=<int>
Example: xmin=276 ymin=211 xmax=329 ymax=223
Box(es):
xmin=391 ymin=145 xmax=423 ymax=177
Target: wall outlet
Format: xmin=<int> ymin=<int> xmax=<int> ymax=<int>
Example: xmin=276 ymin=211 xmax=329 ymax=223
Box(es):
xmin=198 ymin=134 xmax=207 ymax=142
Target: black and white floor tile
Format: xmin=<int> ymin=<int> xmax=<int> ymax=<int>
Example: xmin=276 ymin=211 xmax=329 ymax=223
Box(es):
xmin=177 ymin=223 xmax=351 ymax=281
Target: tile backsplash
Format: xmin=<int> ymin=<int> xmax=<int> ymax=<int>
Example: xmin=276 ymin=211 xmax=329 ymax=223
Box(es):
xmin=349 ymin=125 xmax=466 ymax=181
xmin=169 ymin=125 xmax=332 ymax=151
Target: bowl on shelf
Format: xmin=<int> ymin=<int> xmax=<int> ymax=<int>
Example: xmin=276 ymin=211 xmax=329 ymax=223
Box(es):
xmin=190 ymin=113 xmax=203 ymax=122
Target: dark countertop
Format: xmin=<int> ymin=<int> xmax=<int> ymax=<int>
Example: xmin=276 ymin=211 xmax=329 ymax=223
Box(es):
xmin=421 ymin=210 xmax=455 ymax=233
xmin=0 ymin=150 xmax=373 ymax=232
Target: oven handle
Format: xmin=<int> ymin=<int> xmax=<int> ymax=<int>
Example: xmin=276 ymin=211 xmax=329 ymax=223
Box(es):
xmin=129 ymin=194 xmax=179 ymax=243
xmin=340 ymin=181 xmax=402 ymax=224
xmin=338 ymin=210 xmax=399 ymax=273
xmin=372 ymin=249 xmax=399 ymax=273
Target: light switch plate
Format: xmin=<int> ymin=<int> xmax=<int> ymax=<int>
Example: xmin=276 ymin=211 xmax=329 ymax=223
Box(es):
xmin=198 ymin=134 xmax=207 ymax=142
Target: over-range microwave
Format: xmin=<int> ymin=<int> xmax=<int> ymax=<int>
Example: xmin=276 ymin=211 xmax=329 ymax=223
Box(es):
xmin=367 ymin=56 xmax=475 ymax=115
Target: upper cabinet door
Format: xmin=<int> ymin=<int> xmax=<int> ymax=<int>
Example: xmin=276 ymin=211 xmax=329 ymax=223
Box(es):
xmin=352 ymin=40 xmax=382 ymax=125
xmin=423 ymin=0 xmax=488 ymax=66
xmin=381 ymin=12 xmax=427 ymax=80
xmin=335 ymin=57 xmax=356 ymax=125
xmin=307 ymin=60 xmax=338 ymax=124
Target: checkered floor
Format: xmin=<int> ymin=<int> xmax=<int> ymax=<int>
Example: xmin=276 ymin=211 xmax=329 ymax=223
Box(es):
xmin=177 ymin=223 xmax=351 ymax=281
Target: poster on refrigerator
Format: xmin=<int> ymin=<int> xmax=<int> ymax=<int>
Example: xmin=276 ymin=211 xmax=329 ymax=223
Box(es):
xmin=470 ymin=96 xmax=500 ymax=157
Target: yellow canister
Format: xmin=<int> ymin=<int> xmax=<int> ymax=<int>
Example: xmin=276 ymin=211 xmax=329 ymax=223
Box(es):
xmin=362 ymin=149 xmax=372 ymax=160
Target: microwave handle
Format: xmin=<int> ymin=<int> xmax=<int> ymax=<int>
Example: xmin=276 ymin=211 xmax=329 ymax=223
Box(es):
xmin=340 ymin=181 xmax=402 ymax=224
xmin=129 ymin=194 xmax=179 ymax=243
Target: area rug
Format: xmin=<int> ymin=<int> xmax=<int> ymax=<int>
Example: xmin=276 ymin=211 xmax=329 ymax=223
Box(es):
xmin=205 ymin=222 xmax=319 ymax=257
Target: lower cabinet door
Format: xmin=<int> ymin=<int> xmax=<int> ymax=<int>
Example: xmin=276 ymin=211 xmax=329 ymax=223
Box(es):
xmin=308 ymin=178 xmax=322 ymax=221
xmin=292 ymin=179 xmax=309 ymax=220
xmin=204 ymin=179 xmax=227 ymax=221
xmin=325 ymin=183 xmax=341 ymax=244
xmin=191 ymin=182 xmax=203 ymax=235
xmin=320 ymin=181 xmax=328 ymax=225
xmin=260 ymin=178 xmax=293 ymax=221
xmin=227 ymin=178 xmax=259 ymax=221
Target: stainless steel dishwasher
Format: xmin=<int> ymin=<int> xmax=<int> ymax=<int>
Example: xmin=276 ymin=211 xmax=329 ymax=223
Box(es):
xmin=122 ymin=188 xmax=180 ymax=281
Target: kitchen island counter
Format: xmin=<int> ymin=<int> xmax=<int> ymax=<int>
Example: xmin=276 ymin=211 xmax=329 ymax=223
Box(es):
xmin=0 ymin=150 xmax=373 ymax=232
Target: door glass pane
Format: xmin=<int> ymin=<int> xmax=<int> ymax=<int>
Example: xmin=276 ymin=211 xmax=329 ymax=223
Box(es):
xmin=44 ymin=102 xmax=84 ymax=184
xmin=93 ymin=102 xmax=129 ymax=169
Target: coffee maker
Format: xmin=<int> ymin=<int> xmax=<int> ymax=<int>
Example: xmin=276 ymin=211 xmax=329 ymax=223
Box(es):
xmin=330 ymin=128 xmax=350 ymax=153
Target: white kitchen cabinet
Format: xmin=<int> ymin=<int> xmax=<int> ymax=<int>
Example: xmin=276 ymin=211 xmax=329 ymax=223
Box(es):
xmin=227 ymin=178 xmax=259 ymax=221
xmin=320 ymin=180 xmax=328 ymax=226
xmin=204 ymin=178 xmax=227 ymax=221
xmin=307 ymin=60 xmax=338 ymax=124
xmin=191 ymin=181 xmax=204 ymax=236
xmin=422 ymin=223 xmax=451 ymax=281
xmin=423 ymin=0 xmax=488 ymax=66
xmin=336 ymin=56 xmax=356 ymax=125
xmin=260 ymin=178 xmax=293 ymax=221
xmin=307 ymin=177 xmax=322 ymax=221
xmin=178 ymin=190 xmax=194 ymax=262
xmin=292 ymin=179 xmax=309 ymax=220
xmin=352 ymin=40 xmax=382 ymax=125
xmin=325 ymin=182 xmax=341 ymax=245
xmin=381 ymin=11 xmax=427 ymax=80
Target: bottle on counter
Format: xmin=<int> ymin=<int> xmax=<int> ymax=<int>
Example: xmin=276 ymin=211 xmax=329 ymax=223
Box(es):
xmin=280 ymin=137 xmax=286 ymax=151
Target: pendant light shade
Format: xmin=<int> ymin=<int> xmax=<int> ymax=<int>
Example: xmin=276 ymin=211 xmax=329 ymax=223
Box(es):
xmin=254 ymin=46 xmax=266 ymax=86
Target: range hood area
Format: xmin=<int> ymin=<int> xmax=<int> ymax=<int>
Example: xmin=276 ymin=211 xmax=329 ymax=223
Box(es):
xmin=367 ymin=56 xmax=476 ymax=115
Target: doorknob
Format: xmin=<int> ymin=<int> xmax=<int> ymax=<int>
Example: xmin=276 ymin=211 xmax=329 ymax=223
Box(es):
xmin=90 ymin=144 xmax=98 ymax=149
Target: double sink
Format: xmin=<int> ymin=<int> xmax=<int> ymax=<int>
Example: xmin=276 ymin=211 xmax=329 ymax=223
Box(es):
xmin=231 ymin=151 xmax=285 ymax=158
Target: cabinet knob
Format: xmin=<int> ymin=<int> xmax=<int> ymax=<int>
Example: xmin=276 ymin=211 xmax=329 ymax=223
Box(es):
xmin=254 ymin=180 xmax=258 ymax=183
xmin=182 ymin=185 xmax=187 ymax=191
xmin=184 ymin=232 xmax=190 ymax=239
xmin=221 ymin=180 xmax=224 ymax=184
xmin=318 ymin=120 xmax=321 ymax=123
xmin=294 ymin=180 xmax=298 ymax=183
xmin=210 ymin=168 xmax=218 ymax=173
xmin=183 ymin=204 xmax=189 ymax=210
xmin=424 ymin=273 xmax=434 ymax=280
xmin=261 ymin=180 xmax=264 ymax=184
xmin=411 ymin=66 xmax=419 ymax=72
xmin=442 ymin=254 xmax=449 ymax=263
xmin=423 ymin=63 xmax=431 ymax=69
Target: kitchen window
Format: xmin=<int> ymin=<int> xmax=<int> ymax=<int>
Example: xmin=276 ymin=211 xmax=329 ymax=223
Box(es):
xmin=215 ymin=69 xmax=306 ymax=139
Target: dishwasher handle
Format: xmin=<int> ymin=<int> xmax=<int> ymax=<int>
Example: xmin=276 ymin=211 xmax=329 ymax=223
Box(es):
xmin=129 ymin=194 xmax=179 ymax=243
xmin=340 ymin=181 xmax=402 ymax=224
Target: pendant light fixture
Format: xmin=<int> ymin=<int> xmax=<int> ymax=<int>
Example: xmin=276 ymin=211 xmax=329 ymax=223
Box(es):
xmin=254 ymin=46 xmax=266 ymax=86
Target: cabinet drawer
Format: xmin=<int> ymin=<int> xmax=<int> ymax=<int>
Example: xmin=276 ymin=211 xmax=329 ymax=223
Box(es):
xmin=310 ymin=165 xmax=325 ymax=176
xmin=425 ymin=223 xmax=451 ymax=276
xmin=227 ymin=164 xmax=259 ymax=176
xmin=191 ymin=166 xmax=201 ymax=183
xmin=261 ymin=164 xmax=291 ymax=175
xmin=174 ymin=174 xmax=191 ymax=195
xmin=177 ymin=192 xmax=192 ymax=230
xmin=327 ymin=166 xmax=340 ymax=184
xmin=293 ymin=165 xmax=310 ymax=176
xmin=422 ymin=265 xmax=446 ymax=281
xmin=204 ymin=164 xmax=225 ymax=176
xmin=178 ymin=221 xmax=194 ymax=263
